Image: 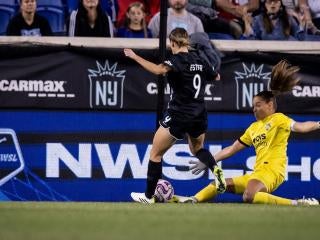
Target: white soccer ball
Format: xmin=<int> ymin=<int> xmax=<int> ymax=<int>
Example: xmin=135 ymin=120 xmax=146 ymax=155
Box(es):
xmin=154 ymin=179 xmax=174 ymax=203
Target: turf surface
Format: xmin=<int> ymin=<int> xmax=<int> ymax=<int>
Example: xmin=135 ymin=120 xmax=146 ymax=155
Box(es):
xmin=0 ymin=202 xmax=319 ymax=240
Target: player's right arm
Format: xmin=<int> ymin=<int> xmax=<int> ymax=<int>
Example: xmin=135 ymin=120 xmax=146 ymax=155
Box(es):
xmin=291 ymin=121 xmax=320 ymax=133
xmin=124 ymin=48 xmax=170 ymax=75
xmin=214 ymin=140 xmax=246 ymax=162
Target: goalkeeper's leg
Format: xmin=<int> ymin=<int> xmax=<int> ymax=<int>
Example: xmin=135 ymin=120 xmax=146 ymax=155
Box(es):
xmin=194 ymin=182 xmax=217 ymax=202
xmin=243 ymin=179 xmax=293 ymax=205
xmin=194 ymin=178 xmax=235 ymax=202
xmin=246 ymin=179 xmax=319 ymax=205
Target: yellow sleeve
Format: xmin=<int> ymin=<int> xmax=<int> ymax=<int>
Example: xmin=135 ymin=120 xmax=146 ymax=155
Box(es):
xmin=239 ymin=125 xmax=253 ymax=147
xmin=276 ymin=113 xmax=293 ymax=131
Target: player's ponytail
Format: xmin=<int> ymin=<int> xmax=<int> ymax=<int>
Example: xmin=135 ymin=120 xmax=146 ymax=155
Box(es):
xmin=269 ymin=59 xmax=300 ymax=96
xmin=255 ymin=60 xmax=300 ymax=110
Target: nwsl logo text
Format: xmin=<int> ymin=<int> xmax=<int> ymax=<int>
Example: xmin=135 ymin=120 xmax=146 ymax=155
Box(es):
xmin=0 ymin=129 xmax=24 ymax=186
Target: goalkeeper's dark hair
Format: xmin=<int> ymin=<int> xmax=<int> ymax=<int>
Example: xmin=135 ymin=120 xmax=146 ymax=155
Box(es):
xmin=255 ymin=60 xmax=300 ymax=110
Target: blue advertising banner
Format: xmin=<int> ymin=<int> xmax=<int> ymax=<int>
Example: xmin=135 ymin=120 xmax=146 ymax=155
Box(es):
xmin=0 ymin=110 xmax=319 ymax=202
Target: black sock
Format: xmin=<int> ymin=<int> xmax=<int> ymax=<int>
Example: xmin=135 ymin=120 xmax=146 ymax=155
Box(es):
xmin=195 ymin=148 xmax=217 ymax=171
xmin=145 ymin=160 xmax=162 ymax=198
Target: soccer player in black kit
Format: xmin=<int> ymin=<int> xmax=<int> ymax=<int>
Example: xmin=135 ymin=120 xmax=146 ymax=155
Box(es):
xmin=124 ymin=28 xmax=226 ymax=203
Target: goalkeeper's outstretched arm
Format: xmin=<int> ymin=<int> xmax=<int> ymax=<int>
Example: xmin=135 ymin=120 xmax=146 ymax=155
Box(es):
xmin=214 ymin=140 xmax=246 ymax=162
xmin=292 ymin=121 xmax=320 ymax=133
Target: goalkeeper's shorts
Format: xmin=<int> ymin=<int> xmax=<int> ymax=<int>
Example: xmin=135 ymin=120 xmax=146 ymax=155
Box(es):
xmin=232 ymin=168 xmax=285 ymax=194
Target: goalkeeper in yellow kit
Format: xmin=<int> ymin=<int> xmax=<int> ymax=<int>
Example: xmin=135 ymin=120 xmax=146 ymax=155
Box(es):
xmin=186 ymin=60 xmax=320 ymax=205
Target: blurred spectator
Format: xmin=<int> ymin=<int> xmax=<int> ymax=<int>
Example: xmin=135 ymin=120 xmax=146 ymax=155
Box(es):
xmin=282 ymin=0 xmax=300 ymax=19
xmin=116 ymin=0 xmax=160 ymax=27
xmin=299 ymin=0 xmax=320 ymax=33
xmin=147 ymin=0 xmax=161 ymax=22
xmin=282 ymin=0 xmax=319 ymax=36
xmin=6 ymin=0 xmax=52 ymax=36
xmin=148 ymin=0 xmax=204 ymax=37
xmin=242 ymin=0 xmax=305 ymax=40
xmin=187 ymin=0 xmax=240 ymax=39
xmin=282 ymin=0 xmax=298 ymax=10
xmin=117 ymin=2 xmax=152 ymax=38
xmin=68 ymin=0 xmax=114 ymax=37
xmin=215 ymin=0 xmax=260 ymax=37
xmin=216 ymin=0 xmax=261 ymax=19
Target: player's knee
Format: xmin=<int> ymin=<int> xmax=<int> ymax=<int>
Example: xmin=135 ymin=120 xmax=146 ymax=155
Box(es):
xmin=189 ymin=146 xmax=200 ymax=156
xmin=150 ymin=148 xmax=163 ymax=162
xmin=188 ymin=141 xmax=203 ymax=156
xmin=242 ymin=190 xmax=255 ymax=203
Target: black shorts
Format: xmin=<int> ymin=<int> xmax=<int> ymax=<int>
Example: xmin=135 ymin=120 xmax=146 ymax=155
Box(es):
xmin=159 ymin=111 xmax=207 ymax=140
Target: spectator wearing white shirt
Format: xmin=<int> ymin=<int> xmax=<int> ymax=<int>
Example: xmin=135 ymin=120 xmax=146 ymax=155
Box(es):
xmin=148 ymin=0 xmax=204 ymax=37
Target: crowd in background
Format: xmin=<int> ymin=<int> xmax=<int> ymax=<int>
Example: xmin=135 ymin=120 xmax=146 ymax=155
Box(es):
xmin=1 ymin=0 xmax=320 ymax=41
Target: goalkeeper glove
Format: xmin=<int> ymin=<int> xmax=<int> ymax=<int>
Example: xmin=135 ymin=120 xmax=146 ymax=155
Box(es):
xmin=189 ymin=160 xmax=207 ymax=175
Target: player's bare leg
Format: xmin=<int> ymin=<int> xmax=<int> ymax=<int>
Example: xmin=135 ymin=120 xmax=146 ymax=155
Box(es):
xmin=131 ymin=126 xmax=176 ymax=203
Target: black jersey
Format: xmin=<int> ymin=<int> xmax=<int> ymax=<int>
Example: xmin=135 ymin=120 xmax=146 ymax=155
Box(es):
xmin=6 ymin=13 xmax=52 ymax=36
xmin=163 ymin=51 xmax=216 ymax=120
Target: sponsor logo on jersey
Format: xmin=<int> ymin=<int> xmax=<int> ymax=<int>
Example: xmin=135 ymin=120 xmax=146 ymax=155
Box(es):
xmin=88 ymin=60 xmax=126 ymax=109
xmin=234 ymin=63 xmax=271 ymax=110
xmin=265 ymin=123 xmax=271 ymax=131
xmin=253 ymin=133 xmax=267 ymax=149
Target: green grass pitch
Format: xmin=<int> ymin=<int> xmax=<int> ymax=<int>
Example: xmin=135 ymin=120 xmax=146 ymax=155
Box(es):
xmin=0 ymin=202 xmax=319 ymax=240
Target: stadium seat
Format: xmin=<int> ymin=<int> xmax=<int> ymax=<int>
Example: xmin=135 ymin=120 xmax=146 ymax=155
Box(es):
xmin=37 ymin=0 xmax=64 ymax=8
xmin=36 ymin=0 xmax=65 ymax=35
xmin=64 ymin=0 xmax=78 ymax=14
xmin=0 ymin=6 xmax=15 ymax=35
xmin=0 ymin=0 xmax=18 ymax=11
xmin=101 ymin=0 xmax=118 ymax=22
xmin=37 ymin=7 xmax=65 ymax=35
xmin=0 ymin=0 xmax=16 ymax=6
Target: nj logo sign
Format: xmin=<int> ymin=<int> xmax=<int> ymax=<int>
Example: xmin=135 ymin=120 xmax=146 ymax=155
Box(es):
xmin=88 ymin=60 xmax=126 ymax=109
xmin=0 ymin=129 xmax=24 ymax=186
xmin=234 ymin=63 xmax=271 ymax=110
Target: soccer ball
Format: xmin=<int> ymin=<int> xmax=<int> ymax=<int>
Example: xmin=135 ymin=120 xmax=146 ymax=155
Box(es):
xmin=154 ymin=179 xmax=174 ymax=203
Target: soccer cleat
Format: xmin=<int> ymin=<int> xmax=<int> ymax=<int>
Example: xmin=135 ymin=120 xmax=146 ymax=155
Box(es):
xmin=173 ymin=195 xmax=197 ymax=203
xmin=131 ymin=192 xmax=156 ymax=204
xmin=297 ymin=197 xmax=319 ymax=206
xmin=213 ymin=166 xmax=226 ymax=193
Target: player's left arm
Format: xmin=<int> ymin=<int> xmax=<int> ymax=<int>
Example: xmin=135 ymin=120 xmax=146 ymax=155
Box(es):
xmin=124 ymin=48 xmax=170 ymax=75
xmin=292 ymin=121 xmax=320 ymax=133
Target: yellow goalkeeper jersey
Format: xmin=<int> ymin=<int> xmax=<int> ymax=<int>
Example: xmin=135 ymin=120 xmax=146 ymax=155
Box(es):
xmin=239 ymin=112 xmax=293 ymax=176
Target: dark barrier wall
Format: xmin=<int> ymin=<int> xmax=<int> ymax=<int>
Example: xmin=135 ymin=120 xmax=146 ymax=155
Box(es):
xmin=0 ymin=44 xmax=319 ymax=202
xmin=0 ymin=44 xmax=320 ymax=113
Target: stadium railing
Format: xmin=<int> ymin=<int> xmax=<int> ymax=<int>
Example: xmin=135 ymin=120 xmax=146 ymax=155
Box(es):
xmin=0 ymin=37 xmax=319 ymax=54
